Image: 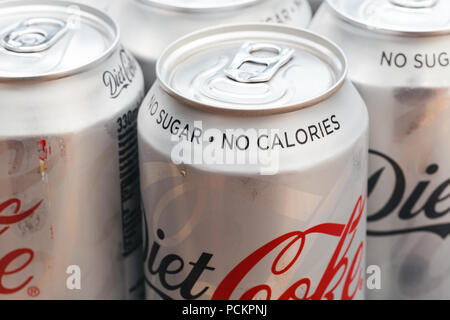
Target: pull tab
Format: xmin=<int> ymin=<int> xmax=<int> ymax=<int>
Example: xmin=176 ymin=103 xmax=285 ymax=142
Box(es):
xmin=225 ymin=42 xmax=294 ymax=83
xmin=389 ymin=0 xmax=438 ymax=8
xmin=1 ymin=18 xmax=68 ymax=53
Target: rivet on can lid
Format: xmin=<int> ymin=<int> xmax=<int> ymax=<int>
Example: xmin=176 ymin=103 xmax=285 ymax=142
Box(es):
xmin=224 ymin=42 xmax=294 ymax=83
xmin=1 ymin=17 xmax=68 ymax=53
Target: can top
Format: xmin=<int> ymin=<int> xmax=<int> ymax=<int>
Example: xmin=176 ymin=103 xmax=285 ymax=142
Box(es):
xmin=327 ymin=0 xmax=450 ymax=35
xmin=0 ymin=1 xmax=118 ymax=80
xmin=137 ymin=0 xmax=262 ymax=12
xmin=157 ymin=24 xmax=347 ymax=114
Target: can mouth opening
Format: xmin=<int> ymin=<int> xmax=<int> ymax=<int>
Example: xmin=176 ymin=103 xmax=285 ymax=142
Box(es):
xmin=156 ymin=24 xmax=348 ymax=115
xmin=136 ymin=0 xmax=265 ymax=13
xmin=0 ymin=0 xmax=120 ymax=81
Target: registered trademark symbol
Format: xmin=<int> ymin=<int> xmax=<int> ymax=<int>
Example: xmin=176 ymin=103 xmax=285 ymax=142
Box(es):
xmin=27 ymin=286 xmax=40 ymax=297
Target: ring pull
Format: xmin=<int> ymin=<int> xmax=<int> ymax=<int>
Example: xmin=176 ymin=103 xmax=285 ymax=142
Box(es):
xmin=225 ymin=42 xmax=294 ymax=83
xmin=1 ymin=17 xmax=68 ymax=53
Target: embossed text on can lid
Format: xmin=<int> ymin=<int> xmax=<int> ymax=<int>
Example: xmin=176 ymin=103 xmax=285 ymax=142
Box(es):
xmin=0 ymin=1 xmax=118 ymax=79
xmin=157 ymin=24 xmax=347 ymax=114
xmin=327 ymin=0 xmax=450 ymax=35
xmin=138 ymin=0 xmax=263 ymax=13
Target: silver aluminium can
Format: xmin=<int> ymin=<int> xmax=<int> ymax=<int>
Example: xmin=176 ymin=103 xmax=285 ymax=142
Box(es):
xmin=0 ymin=1 xmax=144 ymax=299
xmin=310 ymin=0 xmax=450 ymax=299
xmin=138 ymin=24 xmax=369 ymax=300
xmin=112 ymin=0 xmax=313 ymax=90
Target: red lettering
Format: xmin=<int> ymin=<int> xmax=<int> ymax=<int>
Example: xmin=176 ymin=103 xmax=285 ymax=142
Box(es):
xmin=240 ymin=285 xmax=272 ymax=300
xmin=0 ymin=198 xmax=42 ymax=295
xmin=0 ymin=249 xmax=34 ymax=294
xmin=212 ymin=196 xmax=366 ymax=301
xmin=0 ymin=198 xmax=43 ymax=225
xmin=342 ymin=242 xmax=364 ymax=300
xmin=311 ymin=196 xmax=365 ymax=300
xmin=278 ymin=278 xmax=311 ymax=300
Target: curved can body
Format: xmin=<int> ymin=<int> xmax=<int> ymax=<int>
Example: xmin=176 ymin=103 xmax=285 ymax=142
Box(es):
xmin=138 ymin=24 xmax=369 ymax=300
xmin=112 ymin=0 xmax=312 ymax=89
xmin=0 ymin=1 xmax=144 ymax=299
xmin=310 ymin=0 xmax=450 ymax=299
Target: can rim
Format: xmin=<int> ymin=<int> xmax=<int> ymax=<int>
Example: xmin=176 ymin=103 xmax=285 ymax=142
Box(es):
xmin=325 ymin=0 xmax=450 ymax=37
xmin=135 ymin=0 xmax=268 ymax=14
xmin=156 ymin=23 xmax=349 ymax=116
xmin=0 ymin=0 xmax=120 ymax=82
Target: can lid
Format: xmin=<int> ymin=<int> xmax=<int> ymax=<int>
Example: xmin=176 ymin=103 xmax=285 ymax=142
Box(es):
xmin=0 ymin=1 xmax=118 ymax=79
xmin=138 ymin=0 xmax=262 ymax=12
xmin=157 ymin=24 xmax=347 ymax=114
xmin=327 ymin=0 xmax=450 ymax=34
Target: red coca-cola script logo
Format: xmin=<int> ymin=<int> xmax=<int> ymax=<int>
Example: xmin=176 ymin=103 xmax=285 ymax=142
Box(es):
xmin=212 ymin=195 xmax=366 ymax=300
xmin=0 ymin=198 xmax=42 ymax=295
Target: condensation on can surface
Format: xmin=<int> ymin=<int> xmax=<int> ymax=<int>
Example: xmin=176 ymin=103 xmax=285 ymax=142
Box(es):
xmin=0 ymin=1 xmax=144 ymax=299
xmin=111 ymin=0 xmax=313 ymax=89
xmin=138 ymin=24 xmax=369 ymax=300
xmin=310 ymin=0 xmax=450 ymax=300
